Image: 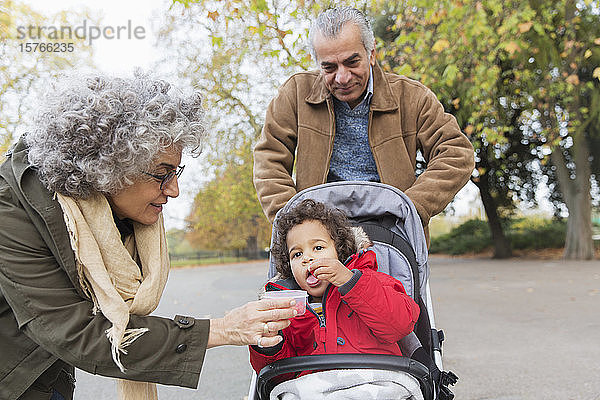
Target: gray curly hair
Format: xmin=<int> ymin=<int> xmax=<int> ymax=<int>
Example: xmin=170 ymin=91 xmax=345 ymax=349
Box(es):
xmin=26 ymin=70 xmax=205 ymax=198
xmin=308 ymin=7 xmax=375 ymax=62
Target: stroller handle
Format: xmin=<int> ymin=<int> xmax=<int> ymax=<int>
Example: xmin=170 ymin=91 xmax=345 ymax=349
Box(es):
xmin=256 ymin=354 xmax=433 ymax=400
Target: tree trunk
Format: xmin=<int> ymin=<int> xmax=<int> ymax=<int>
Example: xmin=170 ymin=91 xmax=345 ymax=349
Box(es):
xmin=244 ymin=235 xmax=259 ymax=260
xmin=564 ymin=198 xmax=593 ymax=259
xmin=474 ymin=175 xmax=512 ymax=259
xmin=550 ymin=132 xmax=594 ymax=260
xmin=547 ymin=3 xmax=595 ymax=260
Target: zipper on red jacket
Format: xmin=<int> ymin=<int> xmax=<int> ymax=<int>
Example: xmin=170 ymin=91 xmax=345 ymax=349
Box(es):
xmin=307 ymin=300 xmax=326 ymax=328
xmin=306 ymin=283 xmax=332 ymax=326
xmin=310 ymin=284 xmax=333 ymax=351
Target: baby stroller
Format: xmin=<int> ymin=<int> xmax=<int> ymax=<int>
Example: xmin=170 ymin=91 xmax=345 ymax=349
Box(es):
xmin=248 ymin=181 xmax=458 ymax=400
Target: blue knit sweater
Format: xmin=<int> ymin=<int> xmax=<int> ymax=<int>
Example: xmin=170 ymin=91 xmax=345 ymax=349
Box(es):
xmin=327 ymin=70 xmax=380 ymax=182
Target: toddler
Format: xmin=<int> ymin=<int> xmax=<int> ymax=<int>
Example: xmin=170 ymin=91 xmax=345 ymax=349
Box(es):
xmin=249 ymin=199 xmax=419 ymax=376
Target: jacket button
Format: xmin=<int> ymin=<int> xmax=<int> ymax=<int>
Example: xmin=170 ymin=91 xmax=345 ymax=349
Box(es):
xmin=336 ymin=337 xmax=345 ymax=345
xmin=176 ymin=344 xmax=187 ymax=353
xmin=174 ymin=315 xmax=195 ymax=329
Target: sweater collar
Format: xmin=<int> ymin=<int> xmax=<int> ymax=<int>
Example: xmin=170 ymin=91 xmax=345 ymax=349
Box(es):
xmin=305 ymin=61 xmax=399 ymax=112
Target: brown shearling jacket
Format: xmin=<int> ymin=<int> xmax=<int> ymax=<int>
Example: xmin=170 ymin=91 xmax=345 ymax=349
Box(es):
xmin=253 ymin=62 xmax=475 ymax=228
xmin=0 ymin=138 xmax=210 ymax=400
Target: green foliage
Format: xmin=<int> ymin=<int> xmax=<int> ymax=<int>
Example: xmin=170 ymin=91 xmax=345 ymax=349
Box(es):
xmin=186 ymin=140 xmax=272 ymax=251
xmin=430 ymin=219 xmax=492 ymax=255
xmin=375 ymin=0 xmax=598 ymax=258
xmin=430 ymin=217 xmax=567 ymax=255
xmin=166 ymin=228 xmax=196 ymax=256
xmin=163 ymin=0 xmax=598 ymax=258
xmin=508 ymin=217 xmax=567 ymax=250
xmin=378 ymin=0 xmax=543 ymax=213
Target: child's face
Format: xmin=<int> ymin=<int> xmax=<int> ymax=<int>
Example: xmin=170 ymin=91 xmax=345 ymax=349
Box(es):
xmin=286 ymin=220 xmax=338 ymax=300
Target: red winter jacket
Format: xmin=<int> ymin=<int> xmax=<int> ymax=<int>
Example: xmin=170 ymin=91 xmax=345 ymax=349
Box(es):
xmin=249 ymin=250 xmax=420 ymax=375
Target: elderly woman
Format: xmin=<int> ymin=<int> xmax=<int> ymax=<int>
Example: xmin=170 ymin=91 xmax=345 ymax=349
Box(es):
xmin=0 ymin=72 xmax=294 ymax=400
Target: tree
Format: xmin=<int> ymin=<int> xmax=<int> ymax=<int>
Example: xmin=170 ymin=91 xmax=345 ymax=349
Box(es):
xmin=159 ymin=0 xmax=326 ymax=252
xmin=377 ymin=0 xmax=544 ymax=258
xmin=379 ymin=0 xmax=599 ymax=259
xmin=0 ymin=0 xmax=94 ymax=155
xmin=185 ymin=140 xmax=273 ymax=256
xmin=166 ymin=0 xmax=599 ymax=259
xmin=516 ymin=0 xmax=600 ymax=259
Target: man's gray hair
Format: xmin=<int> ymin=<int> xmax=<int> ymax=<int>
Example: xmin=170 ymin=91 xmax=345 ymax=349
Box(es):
xmin=26 ymin=70 xmax=206 ymax=198
xmin=308 ymin=7 xmax=375 ymax=62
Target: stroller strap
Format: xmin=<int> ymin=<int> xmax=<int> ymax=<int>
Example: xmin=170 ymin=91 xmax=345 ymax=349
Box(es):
xmin=356 ymin=220 xmax=420 ymax=303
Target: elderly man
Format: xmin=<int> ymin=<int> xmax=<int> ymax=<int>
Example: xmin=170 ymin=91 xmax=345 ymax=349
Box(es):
xmin=253 ymin=7 xmax=474 ymax=238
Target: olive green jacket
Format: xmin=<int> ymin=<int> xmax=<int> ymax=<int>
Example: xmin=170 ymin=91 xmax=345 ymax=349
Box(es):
xmin=0 ymin=138 xmax=210 ymax=400
xmin=253 ymin=62 xmax=475 ymax=228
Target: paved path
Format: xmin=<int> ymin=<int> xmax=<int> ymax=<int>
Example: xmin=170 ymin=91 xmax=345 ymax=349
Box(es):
xmin=430 ymin=256 xmax=600 ymax=400
xmin=74 ymin=257 xmax=600 ymax=399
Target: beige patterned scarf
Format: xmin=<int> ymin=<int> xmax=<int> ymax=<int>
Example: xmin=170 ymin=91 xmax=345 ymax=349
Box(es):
xmin=56 ymin=193 xmax=170 ymax=400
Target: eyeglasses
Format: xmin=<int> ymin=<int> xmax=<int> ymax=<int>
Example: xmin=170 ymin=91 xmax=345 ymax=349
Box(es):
xmin=144 ymin=165 xmax=185 ymax=190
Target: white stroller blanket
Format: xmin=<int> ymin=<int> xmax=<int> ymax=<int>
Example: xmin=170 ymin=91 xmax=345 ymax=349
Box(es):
xmin=270 ymin=369 xmax=424 ymax=400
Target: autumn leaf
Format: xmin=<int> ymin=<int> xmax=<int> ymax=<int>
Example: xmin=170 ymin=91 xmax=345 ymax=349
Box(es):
xmin=207 ymin=10 xmax=219 ymax=21
xmin=464 ymin=125 xmax=475 ymax=136
xmin=593 ymin=67 xmax=600 ymax=81
xmin=595 ymin=38 xmax=600 ymax=45
xmin=584 ymin=49 xmax=592 ymax=58
xmin=566 ymin=74 xmax=580 ymax=85
xmin=518 ymin=22 xmax=533 ymax=33
xmin=210 ymin=35 xmax=223 ymax=46
xmin=429 ymin=10 xmax=446 ymax=25
xmin=0 ymin=11 xmax=13 ymax=40
xmin=452 ymin=97 xmax=460 ymax=109
xmin=504 ymin=41 xmax=520 ymax=55
xmin=431 ymin=39 xmax=450 ymax=53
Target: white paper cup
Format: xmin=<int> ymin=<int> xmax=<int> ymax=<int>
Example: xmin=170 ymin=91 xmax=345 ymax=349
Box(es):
xmin=263 ymin=290 xmax=308 ymax=316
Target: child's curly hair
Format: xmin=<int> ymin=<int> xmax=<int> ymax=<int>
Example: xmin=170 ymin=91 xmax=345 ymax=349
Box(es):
xmin=271 ymin=199 xmax=357 ymax=279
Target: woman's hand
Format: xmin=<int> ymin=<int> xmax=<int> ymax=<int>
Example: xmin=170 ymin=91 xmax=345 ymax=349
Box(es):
xmin=207 ymin=298 xmax=297 ymax=348
xmin=308 ymin=258 xmax=353 ymax=287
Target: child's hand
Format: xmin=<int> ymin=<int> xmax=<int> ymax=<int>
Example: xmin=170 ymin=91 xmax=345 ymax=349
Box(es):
xmin=307 ymin=258 xmax=353 ymax=287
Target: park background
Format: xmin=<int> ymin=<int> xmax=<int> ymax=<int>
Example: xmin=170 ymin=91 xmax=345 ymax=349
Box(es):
xmin=2 ymin=1 xmax=600 ymax=399
xmin=1 ymin=0 xmax=599 ymax=268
